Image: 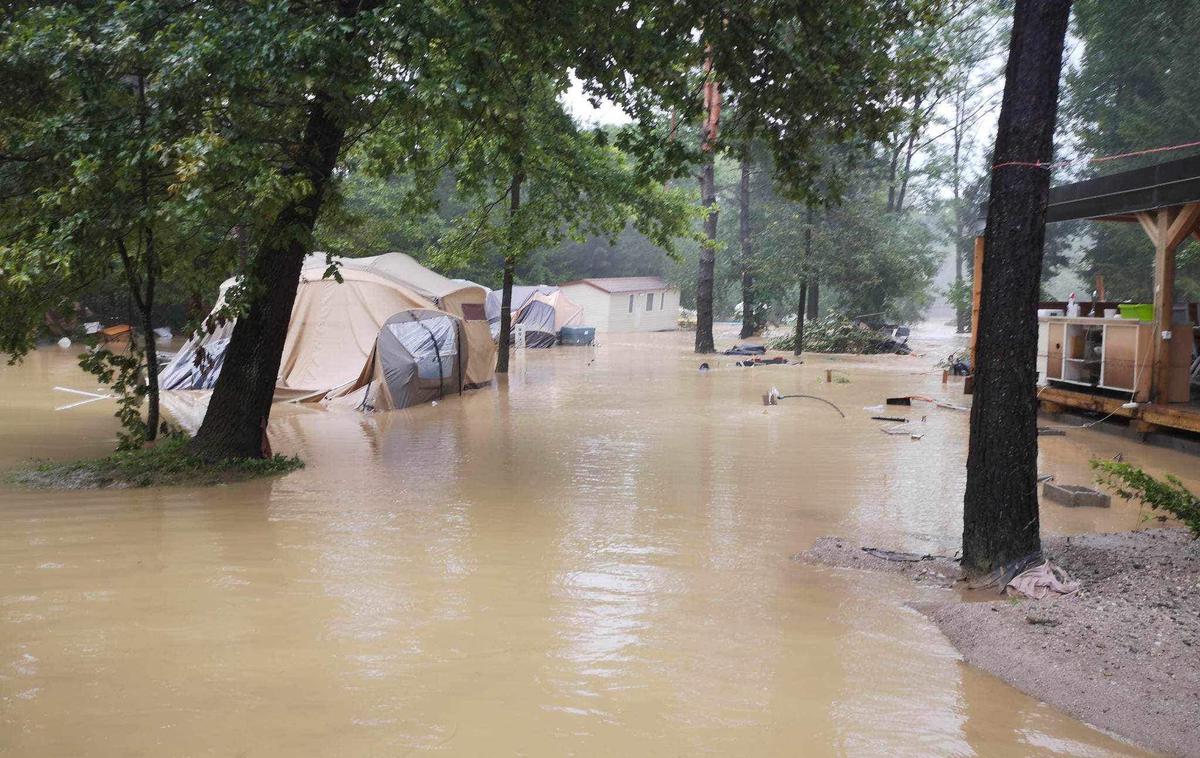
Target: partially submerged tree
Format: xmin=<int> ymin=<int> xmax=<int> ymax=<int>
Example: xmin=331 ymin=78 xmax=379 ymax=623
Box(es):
xmin=0 ymin=2 xmax=240 ymax=448
xmin=961 ymin=0 xmax=1072 ymax=574
xmin=737 ymin=148 xmax=756 ymax=340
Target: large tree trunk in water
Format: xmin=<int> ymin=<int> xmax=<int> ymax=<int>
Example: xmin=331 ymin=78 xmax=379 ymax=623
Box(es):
xmin=695 ymin=154 xmax=718 ymax=353
xmin=140 ymin=267 xmax=159 ymax=441
xmin=495 ymin=255 xmax=516 ymax=373
xmin=694 ymin=57 xmax=721 ymax=354
xmin=495 ymin=167 xmax=523 ymax=374
xmin=962 ymin=0 xmax=1071 ymax=575
xmin=187 ymin=95 xmax=347 ymax=460
xmin=793 ymin=280 xmax=807 ymax=356
xmin=738 ymin=155 xmax=753 ymax=339
xmin=806 ymin=278 xmax=819 ymax=320
xmin=954 ymin=237 xmax=968 ymax=333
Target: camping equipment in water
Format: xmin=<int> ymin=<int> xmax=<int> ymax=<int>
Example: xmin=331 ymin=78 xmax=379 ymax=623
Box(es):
xmin=723 ymin=344 xmax=767 ymax=356
xmin=559 ymin=325 xmax=595 ymax=346
xmin=158 ymin=252 xmax=495 ymax=399
xmin=485 ymin=286 xmax=585 ymax=348
xmin=331 ymin=309 xmax=466 ymax=411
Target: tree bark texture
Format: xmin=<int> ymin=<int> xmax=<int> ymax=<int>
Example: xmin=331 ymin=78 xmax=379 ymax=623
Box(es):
xmin=962 ymin=0 xmax=1071 ymax=574
xmin=793 ymin=280 xmax=807 ymax=356
xmin=495 ymin=168 xmax=523 ymax=375
xmin=140 ymin=262 xmax=159 ymax=440
xmin=188 ymin=94 xmax=347 ymax=460
xmin=738 ymin=155 xmax=754 ymax=339
xmin=694 ymin=58 xmax=720 ymax=354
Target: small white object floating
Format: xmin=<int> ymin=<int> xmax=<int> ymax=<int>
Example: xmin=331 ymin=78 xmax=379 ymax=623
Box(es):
xmin=56 ymin=337 xmax=71 ymax=349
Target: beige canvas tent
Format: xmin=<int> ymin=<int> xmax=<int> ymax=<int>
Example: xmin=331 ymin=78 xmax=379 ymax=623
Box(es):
xmin=159 ymin=253 xmax=495 ymax=401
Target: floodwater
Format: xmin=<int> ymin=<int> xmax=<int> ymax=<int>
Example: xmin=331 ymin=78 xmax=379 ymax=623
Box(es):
xmin=3 ymin=328 xmax=1195 ymax=756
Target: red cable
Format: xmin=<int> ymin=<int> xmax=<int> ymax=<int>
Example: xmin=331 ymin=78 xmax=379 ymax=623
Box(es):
xmin=992 ymin=138 xmax=1200 ymax=171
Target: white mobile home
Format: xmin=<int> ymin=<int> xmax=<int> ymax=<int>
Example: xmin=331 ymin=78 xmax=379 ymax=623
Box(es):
xmin=560 ymin=277 xmax=679 ymax=332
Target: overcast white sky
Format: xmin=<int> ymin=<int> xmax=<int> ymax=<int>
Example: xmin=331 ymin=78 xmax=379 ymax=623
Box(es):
xmin=560 ymin=75 xmax=632 ymax=126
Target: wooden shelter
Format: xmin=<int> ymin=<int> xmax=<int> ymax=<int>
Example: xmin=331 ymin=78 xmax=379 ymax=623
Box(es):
xmin=973 ymin=155 xmax=1200 ymax=434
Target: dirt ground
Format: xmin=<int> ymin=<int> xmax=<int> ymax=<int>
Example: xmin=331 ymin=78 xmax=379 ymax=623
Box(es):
xmin=800 ymin=529 xmax=1200 ymax=757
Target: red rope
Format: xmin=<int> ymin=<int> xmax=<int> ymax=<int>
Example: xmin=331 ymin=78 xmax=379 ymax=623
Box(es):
xmin=992 ymin=138 xmax=1200 ymax=171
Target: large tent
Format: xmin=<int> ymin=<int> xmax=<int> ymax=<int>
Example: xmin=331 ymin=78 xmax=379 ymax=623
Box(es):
xmin=159 ymin=253 xmax=495 ymax=401
xmin=484 ymin=285 xmax=584 ymax=348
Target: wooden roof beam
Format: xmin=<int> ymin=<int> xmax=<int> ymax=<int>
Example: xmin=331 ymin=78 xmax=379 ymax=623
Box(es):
xmin=1166 ymin=201 xmax=1200 ymax=251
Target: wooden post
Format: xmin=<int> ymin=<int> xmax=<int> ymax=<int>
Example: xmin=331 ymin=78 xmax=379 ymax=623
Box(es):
xmin=1140 ymin=202 xmax=1200 ymax=404
xmin=1151 ymin=209 xmax=1174 ymax=404
xmin=969 ymin=234 xmax=984 ymax=371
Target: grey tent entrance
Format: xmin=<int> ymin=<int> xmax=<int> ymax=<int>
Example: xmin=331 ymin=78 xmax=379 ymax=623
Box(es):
xmin=337 ymin=309 xmax=466 ymax=411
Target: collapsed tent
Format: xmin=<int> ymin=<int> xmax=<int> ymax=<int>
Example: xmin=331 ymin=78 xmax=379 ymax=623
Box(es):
xmin=484 ymin=285 xmax=584 ymax=348
xmin=330 ymin=309 xmax=465 ymax=411
xmin=159 ymin=252 xmax=495 ymax=401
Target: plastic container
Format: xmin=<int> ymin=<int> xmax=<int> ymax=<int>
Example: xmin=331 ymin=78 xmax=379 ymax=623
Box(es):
xmin=1118 ymin=303 xmax=1153 ymax=321
xmin=558 ymin=326 xmax=596 ymax=346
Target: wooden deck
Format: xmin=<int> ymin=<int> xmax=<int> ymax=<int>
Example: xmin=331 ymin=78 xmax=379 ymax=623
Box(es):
xmin=1038 ymin=385 xmax=1200 ymax=435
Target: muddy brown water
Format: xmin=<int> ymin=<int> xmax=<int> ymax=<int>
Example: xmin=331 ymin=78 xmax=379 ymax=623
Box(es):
xmin=4 ymin=328 xmax=1195 ymax=756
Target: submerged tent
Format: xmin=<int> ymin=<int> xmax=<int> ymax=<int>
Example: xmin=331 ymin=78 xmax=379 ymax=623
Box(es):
xmin=159 ymin=253 xmax=495 ymax=401
xmin=331 ymin=309 xmax=465 ymax=411
xmin=484 ymin=285 xmax=584 ymax=348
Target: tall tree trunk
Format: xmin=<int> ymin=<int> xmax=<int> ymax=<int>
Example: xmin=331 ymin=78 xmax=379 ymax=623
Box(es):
xmin=951 ymin=89 xmax=968 ymax=334
xmin=738 ymin=154 xmax=754 ymax=339
xmin=894 ymin=95 xmax=924 ymax=215
xmin=116 ymin=235 xmax=159 ymax=444
xmin=885 ymin=142 xmax=902 ymax=212
xmin=694 ymin=54 xmax=721 ymax=354
xmin=795 ymin=203 xmax=816 ymax=354
xmin=954 ymin=238 xmax=967 ymax=333
xmin=806 ymin=278 xmax=819 ymax=320
xmin=793 ymin=280 xmax=807 ymax=356
xmin=187 ymin=94 xmax=347 ymax=460
xmin=133 ymin=72 xmax=159 ymax=442
xmin=140 ymin=251 xmax=159 ymax=441
xmin=496 ymin=166 xmax=523 ymax=374
xmin=696 ymin=154 xmax=718 ymax=353
xmin=962 ymin=0 xmax=1071 ymax=575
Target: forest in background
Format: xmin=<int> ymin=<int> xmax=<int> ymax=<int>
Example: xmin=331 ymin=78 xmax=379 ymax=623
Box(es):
xmin=61 ymin=1 xmax=1199 ymax=335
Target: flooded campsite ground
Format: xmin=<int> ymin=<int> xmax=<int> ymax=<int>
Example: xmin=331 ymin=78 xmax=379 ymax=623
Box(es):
xmin=3 ymin=326 xmax=1198 ymax=756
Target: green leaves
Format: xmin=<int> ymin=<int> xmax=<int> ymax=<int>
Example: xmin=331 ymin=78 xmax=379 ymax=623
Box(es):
xmin=1092 ymin=459 xmax=1200 ymax=538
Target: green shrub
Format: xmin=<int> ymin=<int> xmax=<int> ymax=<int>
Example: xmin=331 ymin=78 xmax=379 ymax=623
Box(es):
xmin=1091 ymin=459 xmax=1200 ymax=537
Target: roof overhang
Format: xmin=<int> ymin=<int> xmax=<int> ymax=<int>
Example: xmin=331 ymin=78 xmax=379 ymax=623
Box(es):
xmin=1046 ymin=154 xmax=1200 ymax=223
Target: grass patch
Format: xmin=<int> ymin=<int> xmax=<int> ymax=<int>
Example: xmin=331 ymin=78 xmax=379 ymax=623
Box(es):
xmin=7 ymin=434 xmax=304 ymax=490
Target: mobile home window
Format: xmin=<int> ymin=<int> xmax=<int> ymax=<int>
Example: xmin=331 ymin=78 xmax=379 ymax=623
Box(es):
xmin=628 ymin=294 xmax=635 ymax=312
xmin=646 ymin=293 xmax=654 ymax=311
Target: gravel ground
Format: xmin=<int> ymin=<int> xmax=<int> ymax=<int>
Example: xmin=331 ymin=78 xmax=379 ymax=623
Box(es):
xmin=798 ymin=529 xmax=1200 ymax=757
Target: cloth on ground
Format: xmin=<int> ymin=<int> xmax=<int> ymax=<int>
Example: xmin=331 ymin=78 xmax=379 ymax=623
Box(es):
xmin=1005 ymin=560 xmax=1080 ymax=599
